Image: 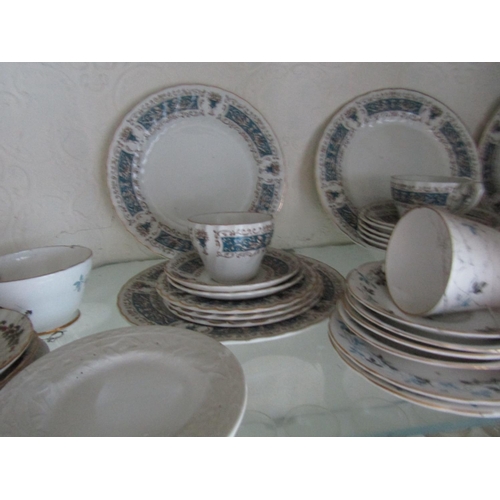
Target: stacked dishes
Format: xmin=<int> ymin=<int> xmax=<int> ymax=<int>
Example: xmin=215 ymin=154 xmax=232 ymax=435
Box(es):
xmin=0 ymin=308 xmax=48 ymax=390
xmin=328 ymin=261 xmax=500 ymax=417
xmin=357 ymin=201 xmax=500 ymax=251
xmin=157 ymin=248 xmax=324 ymax=328
xmin=357 ymin=202 xmax=398 ymax=250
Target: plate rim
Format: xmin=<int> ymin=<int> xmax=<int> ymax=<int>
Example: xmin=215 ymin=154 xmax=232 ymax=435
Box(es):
xmin=314 ymin=87 xmax=481 ymax=245
xmin=107 ymin=83 xmax=285 ymax=258
xmin=165 ymin=248 xmax=301 ymax=292
xmin=0 ymin=325 xmax=247 ymax=436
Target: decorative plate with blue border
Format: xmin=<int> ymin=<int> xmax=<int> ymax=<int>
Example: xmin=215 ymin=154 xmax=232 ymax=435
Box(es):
xmin=315 ymin=88 xmax=480 ymax=245
xmin=107 ymin=85 xmax=285 ymax=258
xmin=479 ymin=103 xmax=500 ymax=213
xmin=116 ymin=255 xmax=344 ymax=343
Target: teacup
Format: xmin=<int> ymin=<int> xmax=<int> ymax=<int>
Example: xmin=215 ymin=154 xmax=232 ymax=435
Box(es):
xmin=188 ymin=212 xmax=274 ymax=284
xmin=386 ymin=206 xmax=500 ymax=316
xmin=390 ymin=175 xmax=484 ymax=217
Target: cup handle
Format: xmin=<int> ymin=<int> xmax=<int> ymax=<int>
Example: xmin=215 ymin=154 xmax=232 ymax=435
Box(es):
xmin=455 ymin=181 xmax=485 ymax=214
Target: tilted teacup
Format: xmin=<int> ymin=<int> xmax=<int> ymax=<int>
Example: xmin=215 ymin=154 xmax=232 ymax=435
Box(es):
xmin=390 ymin=175 xmax=484 ymax=217
xmin=386 ymin=206 xmax=500 ymax=316
xmin=188 ymin=212 xmax=274 ymax=284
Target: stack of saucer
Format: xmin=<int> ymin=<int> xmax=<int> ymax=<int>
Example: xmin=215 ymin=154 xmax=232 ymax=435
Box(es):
xmin=328 ymin=261 xmax=500 ymax=417
xmin=156 ymin=249 xmax=324 ymax=328
xmin=357 ymin=202 xmax=398 ymax=250
xmin=357 ymin=200 xmax=500 ymax=251
xmin=1 ymin=307 xmax=49 ymax=389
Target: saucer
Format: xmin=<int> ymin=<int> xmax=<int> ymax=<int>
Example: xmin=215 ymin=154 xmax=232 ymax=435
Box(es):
xmin=346 ymin=261 xmax=500 ymax=339
xmin=165 ymin=248 xmax=301 ymax=293
xmin=158 ymin=260 xmax=319 ymax=315
xmin=117 ymin=255 xmax=345 ymax=343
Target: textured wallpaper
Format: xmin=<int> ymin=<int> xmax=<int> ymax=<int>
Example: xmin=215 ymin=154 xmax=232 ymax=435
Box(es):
xmin=1 ymin=62 xmax=500 ymax=266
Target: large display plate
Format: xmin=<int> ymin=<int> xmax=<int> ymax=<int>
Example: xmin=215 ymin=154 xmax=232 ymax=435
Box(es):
xmin=117 ymin=256 xmax=344 ymax=343
xmin=107 ymin=85 xmax=285 ymax=257
xmin=315 ymin=88 xmax=480 ymax=244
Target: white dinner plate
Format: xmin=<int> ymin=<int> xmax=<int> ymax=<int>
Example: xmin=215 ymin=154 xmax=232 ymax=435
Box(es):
xmin=165 ymin=248 xmax=301 ymax=293
xmin=346 ymin=261 xmax=500 ymax=339
xmin=315 ymin=88 xmax=480 ymax=245
xmin=479 ymin=103 xmax=500 ymax=213
xmin=0 ymin=326 xmax=247 ymax=436
xmin=107 ymin=85 xmax=285 ymax=258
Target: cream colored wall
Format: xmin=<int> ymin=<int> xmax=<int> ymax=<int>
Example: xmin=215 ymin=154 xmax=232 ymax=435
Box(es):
xmin=1 ymin=62 xmax=499 ymax=266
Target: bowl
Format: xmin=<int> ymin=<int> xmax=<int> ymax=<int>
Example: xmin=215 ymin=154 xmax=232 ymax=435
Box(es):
xmin=0 ymin=307 xmax=36 ymax=373
xmin=0 ymin=245 xmax=93 ymax=334
xmin=188 ymin=212 xmax=274 ymax=284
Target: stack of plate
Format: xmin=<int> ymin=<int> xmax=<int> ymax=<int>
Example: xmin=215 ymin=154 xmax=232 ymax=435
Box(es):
xmin=156 ymin=248 xmax=324 ymax=328
xmin=0 ymin=308 xmax=49 ymax=390
xmin=357 ymin=202 xmax=398 ymax=250
xmin=357 ymin=201 xmax=500 ymax=251
xmin=328 ymin=260 xmax=500 ymax=417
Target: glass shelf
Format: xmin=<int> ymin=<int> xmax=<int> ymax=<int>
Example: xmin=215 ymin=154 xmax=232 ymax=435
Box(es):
xmin=42 ymin=244 xmax=500 ymax=436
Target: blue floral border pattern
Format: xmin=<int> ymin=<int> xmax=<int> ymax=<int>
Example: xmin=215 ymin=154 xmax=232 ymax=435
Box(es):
xmin=107 ymin=85 xmax=284 ymax=258
xmin=315 ymin=89 xmax=480 ymax=245
xmin=479 ymin=105 xmax=500 ymax=214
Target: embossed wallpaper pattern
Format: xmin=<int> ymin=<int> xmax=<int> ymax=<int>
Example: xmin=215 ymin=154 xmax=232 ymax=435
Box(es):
xmin=1 ymin=62 xmax=499 ymax=266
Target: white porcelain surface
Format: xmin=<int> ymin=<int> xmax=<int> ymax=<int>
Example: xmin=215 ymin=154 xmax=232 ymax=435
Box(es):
xmin=338 ymin=299 xmax=500 ymax=362
xmin=168 ymin=267 xmax=304 ymax=301
xmin=117 ymin=255 xmax=345 ymax=343
xmin=0 ymin=308 xmax=36 ymax=372
xmin=315 ymin=88 xmax=480 ymax=245
xmin=344 ymin=291 xmax=500 ymax=353
xmin=0 ymin=245 xmax=93 ymax=333
xmin=390 ymin=175 xmax=484 ymax=217
xmin=346 ymin=261 xmax=500 ymax=338
xmin=157 ymin=260 xmax=319 ymax=315
xmin=386 ymin=207 xmax=500 ymax=315
xmin=329 ymin=307 xmax=500 ymax=407
xmin=167 ymin=293 xmax=322 ymax=328
xmin=107 ymin=84 xmax=285 ymax=259
xmin=188 ymin=212 xmax=274 ymax=284
xmin=0 ymin=326 xmax=247 ymax=436
xmin=165 ymin=248 xmax=300 ymax=293
xmin=331 ymin=333 xmax=500 ymax=417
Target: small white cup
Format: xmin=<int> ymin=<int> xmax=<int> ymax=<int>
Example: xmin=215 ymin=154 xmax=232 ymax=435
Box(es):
xmin=188 ymin=212 xmax=274 ymax=284
xmin=386 ymin=206 xmax=500 ymax=316
xmin=390 ymin=175 xmax=484 ymax=217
